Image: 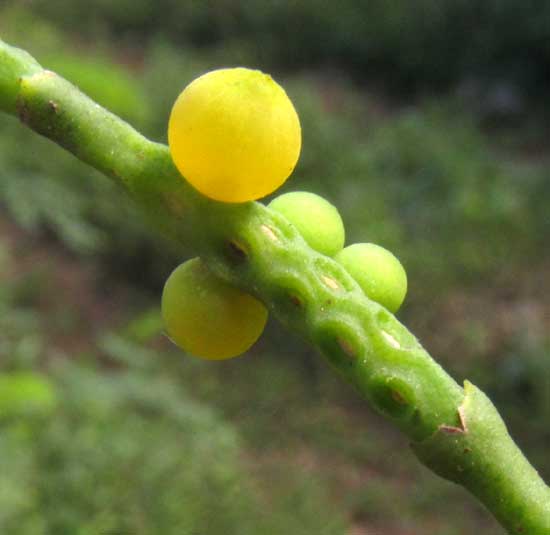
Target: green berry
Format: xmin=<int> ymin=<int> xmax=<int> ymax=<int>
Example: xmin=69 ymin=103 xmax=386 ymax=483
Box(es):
xmin=161 ymin=258 xmax=268 ymax=359
xmin=335 ymin=243 xmax=407 ymax=313
xmin=268 ymin=191 xmax=345 ymax=256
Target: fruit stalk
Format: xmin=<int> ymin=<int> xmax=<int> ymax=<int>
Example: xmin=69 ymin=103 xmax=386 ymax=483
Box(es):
xmin=1 ymin=39 xmax=549 ymax=533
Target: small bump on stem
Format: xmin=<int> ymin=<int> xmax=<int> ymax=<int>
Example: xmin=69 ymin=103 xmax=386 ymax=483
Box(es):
xmin=260 ymin=224 xmax=279 ymax=242
xmin=321 ymin=275 xmax=339 ymax=290
xmin=382 ymin=330 xmax=401 ymax=349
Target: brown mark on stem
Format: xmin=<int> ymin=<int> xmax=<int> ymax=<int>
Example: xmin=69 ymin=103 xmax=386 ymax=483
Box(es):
xmin=337 ymin=337 xmax=356 ymax=358
xmin=227 ymin=239 xmax=248 ymax=263
xmin=15 ymin=95 xmax=31 ymax=125
xmin=391 ymin=389 xmax=408 ymax=405
xmin=439 ymin=402 xmax=468 ymax=435
xmin=163 ymin=193 xmax=185 ymax=218
xmin=439 ymin=425 xmax=464 ymax=435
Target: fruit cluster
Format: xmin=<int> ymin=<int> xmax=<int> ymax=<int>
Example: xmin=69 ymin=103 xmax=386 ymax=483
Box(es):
xmin=162 ymin=68 xmax=407 ymax=359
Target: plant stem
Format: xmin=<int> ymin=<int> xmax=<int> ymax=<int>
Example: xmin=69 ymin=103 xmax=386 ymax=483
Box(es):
xmin=1 ymin=39 xmax=549 ymax=533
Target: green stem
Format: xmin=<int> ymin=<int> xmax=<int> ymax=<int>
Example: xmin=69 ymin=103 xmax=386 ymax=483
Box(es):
xmin=1 ymin=39 xmax=549 ymax=533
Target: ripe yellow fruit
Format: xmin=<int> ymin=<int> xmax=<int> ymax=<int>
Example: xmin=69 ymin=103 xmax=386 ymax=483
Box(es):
xmin=161 ymin=258 xmax=268 ymax=359
xmin=168 ymin=68 xmax=301 ymax=203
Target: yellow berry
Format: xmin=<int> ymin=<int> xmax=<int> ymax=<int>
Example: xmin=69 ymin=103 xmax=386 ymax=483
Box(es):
xmin=161 ymin=258 xmax=268 ymax=359
xmin=168 ymin=67 xmax=301 ymax=203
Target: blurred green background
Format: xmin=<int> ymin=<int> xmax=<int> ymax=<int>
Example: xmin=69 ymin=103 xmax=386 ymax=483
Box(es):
xmin=1 ymin=2 xmax=549 ymax=533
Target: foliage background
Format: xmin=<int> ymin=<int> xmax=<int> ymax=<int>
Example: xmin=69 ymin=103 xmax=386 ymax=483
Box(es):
xmin=1 ymin=2 xmax=549 ymax=533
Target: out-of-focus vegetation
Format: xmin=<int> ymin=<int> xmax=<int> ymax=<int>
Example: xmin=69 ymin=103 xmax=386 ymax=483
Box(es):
xmin=0 ymin=239 xmax=348 ymax=535
xmin=1 ymin=2 xmax=549 ymax=533
xmin=16 ymin=0 xmax=550 ymax=98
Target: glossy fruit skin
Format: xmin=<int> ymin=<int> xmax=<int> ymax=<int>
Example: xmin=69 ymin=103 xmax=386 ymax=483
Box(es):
xmin=268 ymin=191 xmax=345 ymax=256
xmin=335 ymin=243 xmax=407 ymax=313
xmin=161 ymin=258 xmax=268 ymax=359
xmin=168 ymin=68 xmax=301 ymax=203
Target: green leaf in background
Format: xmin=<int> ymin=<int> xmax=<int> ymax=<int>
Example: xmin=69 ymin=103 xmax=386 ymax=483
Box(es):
xmin=0 ymin=372 xmax=57 ymax=418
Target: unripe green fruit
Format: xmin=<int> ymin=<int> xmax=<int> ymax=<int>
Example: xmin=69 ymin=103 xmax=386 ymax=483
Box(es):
xmin=268 ymin=191 xmax=345 ymax=256
xmin=334 ymin=243 xmax=407 ymax=313
xmin=161 ymin=258 xmax=268 ymax=359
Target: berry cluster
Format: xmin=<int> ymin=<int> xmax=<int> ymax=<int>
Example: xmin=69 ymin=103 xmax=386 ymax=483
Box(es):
xmin=163 ymin=68 xmax=407 ymax=359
